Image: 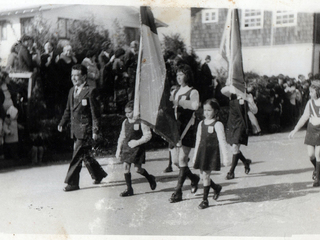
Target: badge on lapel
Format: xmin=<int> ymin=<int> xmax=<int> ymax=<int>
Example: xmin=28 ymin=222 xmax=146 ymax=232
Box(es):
xmin=82 ymin=99 xmax=88 ymax=106
xmin=134 ymin=124 xmax=140 ymax=131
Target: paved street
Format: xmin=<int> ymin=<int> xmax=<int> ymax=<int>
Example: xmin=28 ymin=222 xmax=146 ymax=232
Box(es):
xmin=1 ymin=130 xmax=320 ymax=239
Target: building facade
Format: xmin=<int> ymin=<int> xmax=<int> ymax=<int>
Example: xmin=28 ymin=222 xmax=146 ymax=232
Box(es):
xmin=0 ymin=4 xmax=167 ymax=67
xmin=191 ymin=8 xmax=320 ymax=78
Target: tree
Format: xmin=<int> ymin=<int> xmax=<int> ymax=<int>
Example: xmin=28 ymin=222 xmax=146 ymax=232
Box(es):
xmin=162 ymin=33 xmax=186 ymax=55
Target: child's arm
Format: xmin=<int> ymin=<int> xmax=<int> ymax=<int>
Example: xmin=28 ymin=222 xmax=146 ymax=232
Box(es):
xmin=215 ymin=121 xmax=229 ymax=166
xmin=115 ymin=120 xmax=126 ymax=158
xmin=128 ymin=123 xmax=152 ymax=148
xmin=289 ymin=100 xmax=311 ymax=138
xmin=177 ymin=90 xmax=200 ymax=111
xmin=192 ymin=121 xmax=202 ymax=163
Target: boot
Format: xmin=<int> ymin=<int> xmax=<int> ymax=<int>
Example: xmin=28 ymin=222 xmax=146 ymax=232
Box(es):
xmin=185 ymin=167 xmax=200 ymax=193
xmin=139 ymin=169 xmax=157 ymax=190
xmin=310 ymin=158 xmax=316 ymax=180
xmin=120 ymin=173 xmax=134 ymax=197
xmin=226 ymin=154 xmax=239 ymax=179
xmin=313 ymin=162 xmax=320 ymax=187
xmin=198 ymin=186 xmax=210 ymax=209
xmin=239 ymin=151 xmax=251 ymax=174
xmin=210 ymin=180 xmax=222 ymax=200
xmin=169 ymin=167 xmax=187 ymax=203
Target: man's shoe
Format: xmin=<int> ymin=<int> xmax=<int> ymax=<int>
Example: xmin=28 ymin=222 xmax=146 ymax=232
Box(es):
xmin=226 ymin=172 xmax=234 ymax=180
xmin=191 ymin=174 xmax=200 ymax=194
xmin=312 ymin=170 xmax=317 ymax=180
xmin=244 ymin=159 xmax=252 ymax=174
xmin=163 ymin=166 xmax=173 ymax=173
xmin=169 ymin=192 xmax=182 ymax=203
xmin=63 ymin=185 xmax=80 ymax=192
xmin=120 ymin=188 xmax=134 ymax=197
xmin=198 ymin=200 xmax=209 ymax=209
xmin=213 ymin=185 xmax=222 ymax=200
xmin=94 ymin=173 xmax=108 ymax=184
xmin=149 ymin=175 xmax=157 ymax=190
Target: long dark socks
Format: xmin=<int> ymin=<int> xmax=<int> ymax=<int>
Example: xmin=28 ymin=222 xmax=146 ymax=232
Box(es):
xmin=311 ymin=158 xmax=316 ymax=168
xmin=176 ymin=167 xmax=188 ymax=191
xmin=314 ymin=162 xmax=320 ymax=187
xmin=139 ymin=168 xmax=156 ymax=190
xmin=203 ymin=186 xmax=210 ymax=200
xmin=229 ymin=153 xmax=240 ymax=173
xmin=124 ymin=173 xmax=132 ymax=190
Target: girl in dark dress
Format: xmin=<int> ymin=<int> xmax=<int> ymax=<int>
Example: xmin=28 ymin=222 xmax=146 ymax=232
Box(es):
xmin=289 ymin=81 xmax=320 ymax=187
xmin=169 ymin=64 xmax=200 ymax=203
xmin=115 ymin=101 xmax=157 ymax=196
xmin=193 ymin=99 xmax=228 ymax=209
xmin=221 ymin=86 xmax=252 ymax=180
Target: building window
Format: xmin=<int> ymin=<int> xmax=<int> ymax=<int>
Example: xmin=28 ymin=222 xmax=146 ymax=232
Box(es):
xmin=20 ymin=17 xmax=34 ymax=36
xmin=202 ymin=9 xmax=219 ymax=23
xmin=124 ymin=27 xmax=139 ymax=45
xmin=273 ymin=10 xmax=297 ymax=27
xmin=58 ymin=18 xmax=80 ymax=39
xmin=241 ymin=9 xmax=263 ymax=30
xmin=0 ymin=21 xmax=7 ymax=41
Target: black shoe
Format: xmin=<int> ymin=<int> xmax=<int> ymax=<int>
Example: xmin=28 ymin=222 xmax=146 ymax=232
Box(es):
xmin=312 ymin=170 xmax=317 ymax=180
xmin=213 ymin=185 xmax=222 ymax=200
xmin=63 ymin=185 xmax=80 ymax=192
xmin=120 ymin=188 xmax=134 ymax=197
xmin=149 ymin=175 xmax=157 ymax=190
xmin=163 ymin=166 xmax=173 ymax=173
xmin=191 ymin=174 xmax=200 ymax=194
xmin=226 ymin=172 xmax=234 ymax=180
xmin=94 ymin=172 xmax=108 ymax=184
xmin=169 ymin=192 xmax=182 ymax=203
xmin=198 ymin=200 xmax=209 ymax=209
xmin=245 ymin=159 xmax=252 ymax=174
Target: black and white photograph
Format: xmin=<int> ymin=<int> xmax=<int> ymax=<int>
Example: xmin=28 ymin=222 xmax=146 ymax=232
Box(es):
xmin=1 ymin=0 xmax=320 ymax=239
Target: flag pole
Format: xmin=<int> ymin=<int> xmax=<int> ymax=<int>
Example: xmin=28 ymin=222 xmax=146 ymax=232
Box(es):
xmin=133 ymin=9 xmax=143 ymax=120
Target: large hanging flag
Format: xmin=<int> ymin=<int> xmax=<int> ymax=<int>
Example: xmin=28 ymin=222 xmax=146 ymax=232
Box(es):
xmin=134 ymin=6 xmax=179 ymax=146
xmin=219 ymin=8 xmax=246 ymax=98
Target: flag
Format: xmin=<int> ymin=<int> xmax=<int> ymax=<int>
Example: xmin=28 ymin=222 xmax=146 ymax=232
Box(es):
xmin=219 ymin=9 xmax=246 ymax=98
xmin=134 ymin=6 xmax=179 ymax=146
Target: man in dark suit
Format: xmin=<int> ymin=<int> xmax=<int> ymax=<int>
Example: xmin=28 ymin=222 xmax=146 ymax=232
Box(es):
xmin=58 ymin=64 xmax=107 ymax=192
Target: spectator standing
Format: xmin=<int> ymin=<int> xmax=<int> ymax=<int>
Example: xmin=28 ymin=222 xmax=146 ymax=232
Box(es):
xmin=200 ymin=55 xmax=213 ymax=103
xmin=17 ymin=35 xmax=34 ymax=72
xmin=124 ymin=41 xmax=139 ymax=101
xmin=81 ymin=50 xmax=100 ymax=88
xmin=5 ymin=43 xmax=20 ymax=73
xmin=40 ymin=42 xmax=57 ymax=117
xmin=56 ymin=45 xmax=77 ymax=115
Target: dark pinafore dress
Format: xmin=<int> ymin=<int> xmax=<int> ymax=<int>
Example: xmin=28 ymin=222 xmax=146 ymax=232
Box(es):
xmin=174 ymin=88 xmax=197 ymax=148
xmin=120 ymin=119 xmax=146 ymax=164
xmin=194 ymin=120 xmax=221 ymax=171
xmin=305 ymin=100 xmax=320 ymax=146
xmin=226 ymin=98 xmax=249 ymax=146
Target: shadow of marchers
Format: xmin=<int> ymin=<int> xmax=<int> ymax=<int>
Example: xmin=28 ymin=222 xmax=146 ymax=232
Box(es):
xmin=219 ymin=181 xmax=317 ymax=205
xmin=258 ymin=167 xmax=314 ymax=177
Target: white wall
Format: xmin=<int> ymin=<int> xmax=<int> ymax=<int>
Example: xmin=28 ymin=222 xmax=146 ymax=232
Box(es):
xmin=195 ymin=43 xmax=314 ymax=79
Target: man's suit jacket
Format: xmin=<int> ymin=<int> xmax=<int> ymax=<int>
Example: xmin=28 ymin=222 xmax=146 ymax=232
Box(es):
xmin=59 ymin=82 xmax=100 ymax=140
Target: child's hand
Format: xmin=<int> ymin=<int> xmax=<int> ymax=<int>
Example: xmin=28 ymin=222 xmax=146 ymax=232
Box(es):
xmin=288 ymin=130 xmax=296 ymax=139
xmin=128 ymin=140 xmax=139 ymax=148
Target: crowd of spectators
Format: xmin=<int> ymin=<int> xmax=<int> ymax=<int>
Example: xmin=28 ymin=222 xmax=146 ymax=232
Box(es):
xmin=0 ymin=33 xmax=318 ymax=164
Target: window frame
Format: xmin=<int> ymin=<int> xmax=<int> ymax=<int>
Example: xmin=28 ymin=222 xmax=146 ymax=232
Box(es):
xmin=0 ymin=21 xmax=7 ymax=41
xmin=273 ymin=10 xmax=297 ymax=27
xmin=241 ymin=9 xmax=264 ymax=30
xmin=201 ymin=9 xmax=219 ymax=24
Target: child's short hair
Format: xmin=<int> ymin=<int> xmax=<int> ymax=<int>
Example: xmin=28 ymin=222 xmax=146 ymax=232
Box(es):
xmin=125 ymin=100 xmax=134 ymax=111
xmin=176 ymin=64 xmax=194 ymax=87
xmin=310 ymin=80 xmax=320 ymax=99
xmin=203 ymin=98 xmax=220 ymax=111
